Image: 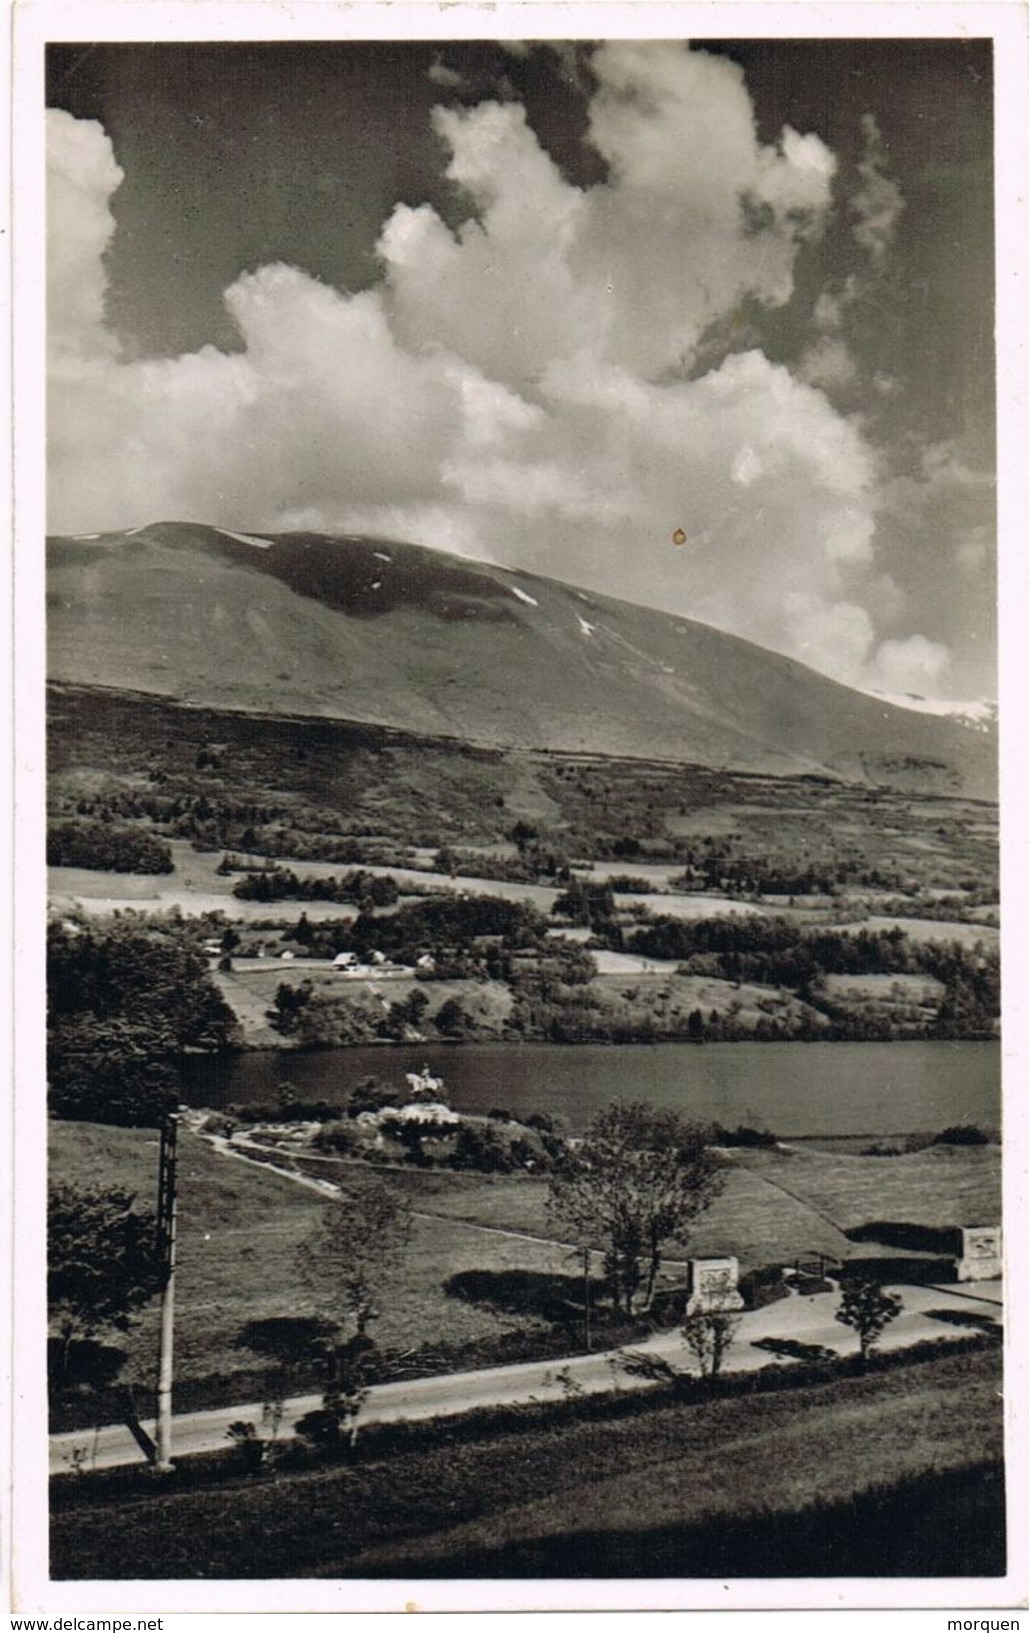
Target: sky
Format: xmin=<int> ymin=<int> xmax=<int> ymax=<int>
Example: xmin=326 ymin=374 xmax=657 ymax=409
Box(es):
xmin=45 ymin=37 xmax=996 ymax=701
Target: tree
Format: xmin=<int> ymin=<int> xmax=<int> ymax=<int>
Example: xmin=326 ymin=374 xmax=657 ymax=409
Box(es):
xmin=47 ymin=920 xmax=238 ymax=1125
xmin=548 ymin=1101 xmax=724 ymax=1315
xmin=295 ymin=1334 xmax=378 ymax=1451
xmin=509 ymin=820 xmax=539 ymax=852
xmin=682 ymin=1273 xmax=742 ymax=1378
xmin=298 ymin=1175 xmax=411 ymax=1340
xmin=343 ymin=1075 xmax=397 ymax=1118
xmin=48 ymin=1183 xmax=164 ymax=1385
xmin=47 ymin=920 xmax=238 ymax=1050
xmin=269 ymin=979 xmax=314 ymax=1036
xmin=448 ymin=1119 xmax=514 ymax=1173
xmin=47 ymin=1017 xmax=182 ymax=1127
xmin=47 ymin=820 xmax=175 ymax=875
xmin=297 ymin=1176 xmax=411 ymax=1448
xmin=835 ymin=1278 xmax=903 ymax=1368
xmin=435 ymin=996 xmax=472 ymax=1038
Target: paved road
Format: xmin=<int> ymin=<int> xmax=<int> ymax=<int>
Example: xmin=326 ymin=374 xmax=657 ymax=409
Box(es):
xmin=50 ymin=1279 xmax=1001 ymax=1476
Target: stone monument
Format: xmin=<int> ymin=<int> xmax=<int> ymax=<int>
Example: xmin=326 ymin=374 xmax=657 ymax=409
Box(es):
xmin=685 ymin=1255 xmax=746 ymax=1316
xmin=955 ymin=1226 xmax=1002 ymax=1283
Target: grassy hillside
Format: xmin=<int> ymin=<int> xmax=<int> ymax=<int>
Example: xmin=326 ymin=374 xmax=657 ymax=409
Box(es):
xmin=47 ymin=685 xmax=998 ymax=909
xmin=46 ymin=524 xmax=996 ymax=796
xmin=48 ymin=1120 xmax=1000 ymax=1419
xmin=50 ymin=1346 xmax=1004 ymax=1579
xmin=48 ymin=1121 xmax=584 ymax=1405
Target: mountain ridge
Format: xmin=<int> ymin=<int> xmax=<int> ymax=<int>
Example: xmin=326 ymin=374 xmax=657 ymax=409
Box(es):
xmin=46 ymin=522 xmax=996 ymax=799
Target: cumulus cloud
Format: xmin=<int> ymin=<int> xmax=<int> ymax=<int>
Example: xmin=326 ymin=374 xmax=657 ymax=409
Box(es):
xmin=956 ymin=525 xmax=991 ymax=575
xmin=382 ymin=45 xmax=835 ymax=383
xmin=798 ymin=336 xmax=859 ymax=391
xmin=46 ymin=46 xmax=952 ymax=695
xmin=812 ymin=275 xmax=861 ymax=335
xmin=426 ymin=53 xmax=464 ymax=89
xmin=801 ymin=113 xmax=905 ymax=402
xmin=879 ymin=438 xmax=995 ymax=567
xmin=864 ymin=634 xmax=951 ymax=695
xmin=47 ymin=108 xmax=123 ymax=363
xmin=850 ymin=112 xmax=905 ymax=263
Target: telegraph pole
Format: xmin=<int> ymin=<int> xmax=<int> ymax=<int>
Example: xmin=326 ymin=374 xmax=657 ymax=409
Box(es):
xmin=154 ymin=1112 xmax=179 ymax=1474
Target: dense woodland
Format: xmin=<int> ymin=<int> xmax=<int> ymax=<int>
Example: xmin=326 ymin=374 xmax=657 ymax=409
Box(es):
xmin=47 ymin=820 xmax=174 ymax=875
xmin=47 ymin=920 xmax=239 ymax=1125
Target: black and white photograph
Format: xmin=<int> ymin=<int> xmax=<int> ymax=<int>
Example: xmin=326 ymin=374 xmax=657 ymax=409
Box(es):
xmin=11 ymin=0 xmax=1028 ymax=1613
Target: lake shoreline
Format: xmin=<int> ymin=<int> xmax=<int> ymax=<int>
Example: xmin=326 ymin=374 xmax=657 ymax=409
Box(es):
xmin=223 ymin=1029 xmax=996 ymax=1054
xmin=181 ymin=1037 xmax=1001 ymax=1140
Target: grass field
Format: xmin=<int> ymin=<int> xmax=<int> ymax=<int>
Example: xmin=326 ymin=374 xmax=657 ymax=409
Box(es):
xmin=50 ymin=1345 xmax=1004 ymax=1579
xmin=737 ymin=1142 xmax=1001 ymax=1232
xmin=49 ymin=1122 xmax=585 ymax=1400
xmin=49 ymin=1120 xmax=1000 ymax=1419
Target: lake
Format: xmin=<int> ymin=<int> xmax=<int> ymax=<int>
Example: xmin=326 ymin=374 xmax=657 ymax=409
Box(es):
xmin=180 ymin=1040 xmax=1000 ymax=1138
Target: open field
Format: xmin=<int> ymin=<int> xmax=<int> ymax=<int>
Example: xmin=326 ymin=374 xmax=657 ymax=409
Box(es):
xmin=49 ymin=843 xmax=370 ymax=924
xmin=49 ymin=1119 xmax=1000 ymax=1416
xmin=209 ymin=962 xmax=828 ymax=1048
xmin=50 ymin=1345 xmax=1004 ymax=1579
xmin=739 ymin=1142 xmax=1001 ymax=1232
xmin=829 ymin=914 xmax=999 ymax=950
xmin=345 ymin=1351 xmax=1004 ymax=1579
xmin=49 ymin=1122 xmax=584 ymax=1398
xmin=49 ymin=684 xmax=997 ymax=896
xmin=49 ymin=839 xmax=999 ymax=949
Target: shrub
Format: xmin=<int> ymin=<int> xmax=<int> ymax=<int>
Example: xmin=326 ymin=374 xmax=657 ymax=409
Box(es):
xmin=738 ymin=1265 xmax=790 ymax=1310
xmin=313 ymin=1120 xmax=368 ymax=1156
xmin=711 ymin=1123 xmax=778 ymax=1149
xmin=932 ymin=1125 xmax=991 ymax=1146
xmin=448 ymin=1121 xmax=515 ymax=1173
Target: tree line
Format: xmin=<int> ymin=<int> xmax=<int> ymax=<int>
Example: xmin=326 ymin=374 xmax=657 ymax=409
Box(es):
xmin=48 ymin=919 xmax=239 ymax=1126
xmin=628 ymin=915 xmax=999 ymax=1017
xmin=232 ymin=868 xmax=401 ymax=906
xmin=47 ymin=821 xmax=174 ymax=875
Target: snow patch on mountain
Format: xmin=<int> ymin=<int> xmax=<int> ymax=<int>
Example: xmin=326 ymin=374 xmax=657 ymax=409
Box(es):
xmin=218 ymin=528 xmax=273 ymax=550
xmin=870 ymin=691 xmax=997 ymax=733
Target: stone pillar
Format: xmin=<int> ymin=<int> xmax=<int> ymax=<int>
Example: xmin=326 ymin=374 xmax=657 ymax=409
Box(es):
xmin=686 ymin=1255 xmax=746 ymax=1316
xmin=955 ymin=1226 xmax=1002 ymax=1283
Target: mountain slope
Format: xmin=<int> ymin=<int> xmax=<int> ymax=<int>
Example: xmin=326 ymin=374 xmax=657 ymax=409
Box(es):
xmin=46 ymin=523 xmax=996 ymax=797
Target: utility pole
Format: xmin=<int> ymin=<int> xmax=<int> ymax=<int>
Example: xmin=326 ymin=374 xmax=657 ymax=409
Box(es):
xmin=583 ymin=1245 xmax=592 ymax=1353
xmin=154 ymin=1112 xmax=179 ymax=1474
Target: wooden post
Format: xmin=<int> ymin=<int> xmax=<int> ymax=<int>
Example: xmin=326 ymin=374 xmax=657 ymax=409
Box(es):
xmin=154 ymin=1113 xmax=179 ymax=1474
xmin=583 ymin=1245 xmax=592 ymax=1353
